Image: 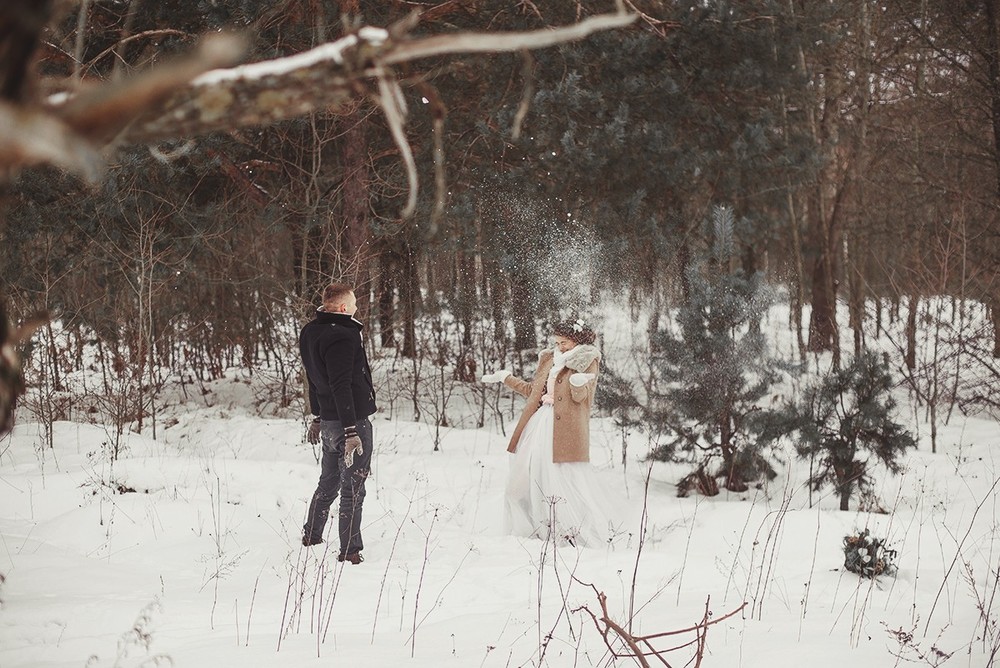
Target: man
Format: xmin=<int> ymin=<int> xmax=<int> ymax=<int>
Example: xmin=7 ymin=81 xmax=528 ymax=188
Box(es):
xmin=299 ymin=282 xmax=377 ymax=564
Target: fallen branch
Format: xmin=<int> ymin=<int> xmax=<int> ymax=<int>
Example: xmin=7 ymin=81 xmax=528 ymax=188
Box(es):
xmin=573 ymin=583 xmax=746 ymax=668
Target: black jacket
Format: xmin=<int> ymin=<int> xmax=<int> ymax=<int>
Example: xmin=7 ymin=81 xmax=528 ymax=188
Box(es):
xmin=299 ymin=311 xmax=377 ymax=426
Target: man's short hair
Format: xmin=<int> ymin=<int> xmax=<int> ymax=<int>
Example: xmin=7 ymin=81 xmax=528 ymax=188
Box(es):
xmin=322 ymin=282 xmax=354 ymax=305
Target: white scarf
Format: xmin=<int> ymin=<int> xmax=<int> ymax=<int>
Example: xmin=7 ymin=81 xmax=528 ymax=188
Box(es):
xmin=551 ymin=347 xmax=568 ymax=373
xmin=541 ymin=348 xmax=570 ymax=403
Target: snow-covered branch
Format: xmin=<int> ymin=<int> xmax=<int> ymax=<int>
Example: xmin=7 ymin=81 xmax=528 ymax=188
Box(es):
xmin=119 ymin=12 xmax=636 ymax=144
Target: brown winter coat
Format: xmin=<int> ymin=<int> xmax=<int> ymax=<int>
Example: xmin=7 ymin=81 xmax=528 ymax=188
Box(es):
xmin=503 ymin=345 xmax=601 ymax=463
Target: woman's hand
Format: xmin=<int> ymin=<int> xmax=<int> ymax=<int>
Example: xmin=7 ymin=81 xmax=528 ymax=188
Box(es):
xmin=481 ymin=369 xmax=511 ymax=383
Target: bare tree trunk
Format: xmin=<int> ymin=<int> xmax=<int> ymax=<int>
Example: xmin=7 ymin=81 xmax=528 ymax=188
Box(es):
xmin=781 ymin=0 xmax=809 ymax=363
xmin=510 ymin=272 xmax=536 ymax=351
xmin=982 ymin=0 xmax=1000 ymax=355
xmin=293 ymin=215 xmax=309 ymax=302
xmin=807 ymin=251 xmax=837 ymax=352
xmin=377 ymin=250 xmax=396 ymax=348
xmin=677 ymin=238 xmax=692 ymax=303
xmin=341 ymin=103 xmax=371 ymax=313
xmin=849 ymin=277 xmax=864 ymax=357
xmin=486 ymin=260 xmax=508 ymax=348
xmin=788 ymin=191 xmax=807 ymax=363
xmin=848 ymin=0 xmax=872 ymax=360
xmin=458 ymin=249 xmax=476 ymax=346
xmin=990 ymin=298 xmax=1000 ymax=357
xmin=425 ymin=253 xmax=439 ymax=312
xmin=0 ymin=295 xmax=48 ymax=437
xmin=839 ymin=485 xmax=851 ymax=512
xmin=905 ymin=294 xmax=918 ymax=370
xmin=401 ymin=245 xmax=418 ymax=358
xmin=742 ymin=244 xmax=761 ymax=335
xmin=798 ymin=16 xmax=848 ymax=368
xmin=984 ymin=0 xmax=1000 ymax=200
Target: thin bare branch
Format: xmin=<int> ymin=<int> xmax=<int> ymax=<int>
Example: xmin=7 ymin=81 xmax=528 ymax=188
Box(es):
xmin=83 ymin=29 xmax=192 ymax=77
xmin=574 ymin=585 xmax=746 ymax=667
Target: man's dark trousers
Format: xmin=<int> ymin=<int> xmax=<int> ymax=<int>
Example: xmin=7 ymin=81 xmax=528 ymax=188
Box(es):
xmin=303 ymin=417 xmax=374 ymax=554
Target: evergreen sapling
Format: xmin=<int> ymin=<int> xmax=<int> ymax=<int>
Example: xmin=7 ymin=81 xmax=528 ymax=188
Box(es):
xmin=648 ymin=206 xmax=794 ymax=493
xmin=767 ymin=350 xmax=917 ymax=511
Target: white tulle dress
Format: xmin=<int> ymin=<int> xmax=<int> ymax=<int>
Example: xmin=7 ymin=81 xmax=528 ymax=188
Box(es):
xmin=502 ymin=350 xmax=623 ymax=547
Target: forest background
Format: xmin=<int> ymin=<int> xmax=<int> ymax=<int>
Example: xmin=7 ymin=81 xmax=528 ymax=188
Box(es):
xmin=2 ymin=0 xmax=1000 ymax=434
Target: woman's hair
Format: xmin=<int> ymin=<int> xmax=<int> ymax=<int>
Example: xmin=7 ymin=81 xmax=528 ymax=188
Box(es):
xmin=552 ymin=318 xmax=596 ymax=345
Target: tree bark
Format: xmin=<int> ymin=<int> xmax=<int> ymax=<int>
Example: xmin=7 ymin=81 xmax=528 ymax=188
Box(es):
xmin=457 ymin=249 xmax=476 ymax=346
xmin=799 ymin=23 xmax=849 ymax=368
xmin=400 ymin=245 xmax=418 ymax=358
xmin=376 ymin=250 xmax=396 ymax=348
xmin=486 ymin=260 xmax=508 ymax=349
xmin=742 ymin=244 xmax=761 ymax=335
xmin=339 ymin=4 xmax=371 ymax=318
xmin=983 ymin=0 xmax=1000 ymax=200
xmin=848 ymin=0 xmax=872 ymax=360
xmin=839 ymin=485 xmax=851 ymax=512
xmin=990 ymin=297 xmax=1000 ymax=357
xmin=846 ymin=223 xmax=866 ymax=358
xmin=678 ymin=238 xmax=692 ymax=303
xmin=905 ymin=294 xmax=918 ymax=370
xmin=807 ymin=251 xmax=837 ymax=351
xmin=981 ymin=0 xmax=1000 ymax=355
xmin=340 ymin=103 xmax=370 ymax=292
xmin=510 ymin=271 xmax=536 ymax=351
xmin=0 ymin=296 xmax=19 ymax=435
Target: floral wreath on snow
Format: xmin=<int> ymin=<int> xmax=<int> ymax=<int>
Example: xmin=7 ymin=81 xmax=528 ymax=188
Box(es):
xmin=552 ymin=317 xmax=597 ymax=345
xmin=843 ymin=528 xmax=898 ymax=578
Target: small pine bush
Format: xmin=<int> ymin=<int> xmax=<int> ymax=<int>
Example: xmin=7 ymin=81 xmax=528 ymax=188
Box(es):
xmin=648 ymin=206 xmax=794 ymax=493
xmin=766 ymin=350 xmax=916 ymax=511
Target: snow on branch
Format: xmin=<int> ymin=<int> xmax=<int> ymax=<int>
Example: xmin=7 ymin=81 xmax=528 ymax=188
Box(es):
xmin=379 ymin=12 xmax=638 ymax=64
xmin=107 ymin=10 xmax=635 ymax=218
xmin=13 ymin=9 xmax=635 ymax=217
xmin=119 ymin=11 xmax=636 ymax=144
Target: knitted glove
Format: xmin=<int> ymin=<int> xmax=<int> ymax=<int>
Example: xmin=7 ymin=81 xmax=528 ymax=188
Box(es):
xmin=344 ymin=426 xmax=364 ymax=467
xmin=307 ymin=417 xmax=321 ymax=444
xmin=569 ymin=372 xmax=596 ymax=387
xmin=480 ymin=369 xmax=511 ymax=383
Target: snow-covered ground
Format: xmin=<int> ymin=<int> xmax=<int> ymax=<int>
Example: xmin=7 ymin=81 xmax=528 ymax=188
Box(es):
xmin=1 ymin=300 xmax=998 ymax=667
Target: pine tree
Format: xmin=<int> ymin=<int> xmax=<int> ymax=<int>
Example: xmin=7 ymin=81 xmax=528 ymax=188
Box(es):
xmin=595 ymin=363 xmax=643 ymax=468
xmin=772 ymin=350 xmax=917 ymax=511
xmin=648 ymin=206 xmax=792 ymax=493
xmin=487 ymin=0 xmax=819 ymax=302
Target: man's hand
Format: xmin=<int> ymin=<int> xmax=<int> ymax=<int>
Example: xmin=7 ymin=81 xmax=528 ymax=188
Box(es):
xmin=307 ymin=417 xmax=321 ymax=444
xmin=481 ymin=369 xmax=511 ymax=383
xmin=344 ymin=426 xmax=363 ymax=467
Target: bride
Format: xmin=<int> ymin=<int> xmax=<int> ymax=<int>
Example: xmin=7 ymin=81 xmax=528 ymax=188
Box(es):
xmin=482 ymin=319 xmax=618 ymax=546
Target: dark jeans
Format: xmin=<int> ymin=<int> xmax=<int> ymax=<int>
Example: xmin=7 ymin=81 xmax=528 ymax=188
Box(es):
xmin=303 ymin=417 xmax=373 ymax=555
